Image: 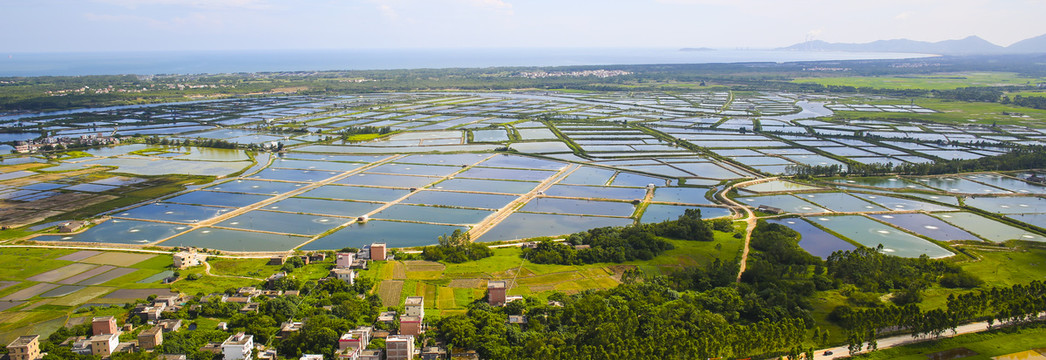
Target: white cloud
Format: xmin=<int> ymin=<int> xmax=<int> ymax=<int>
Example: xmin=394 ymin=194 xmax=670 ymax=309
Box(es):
xmin=894 ymin=11 xmax=913 ymax=20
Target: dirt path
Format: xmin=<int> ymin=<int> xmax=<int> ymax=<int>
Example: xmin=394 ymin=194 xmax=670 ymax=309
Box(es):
xmin=715 ymin=177 xmax=774 ymax=282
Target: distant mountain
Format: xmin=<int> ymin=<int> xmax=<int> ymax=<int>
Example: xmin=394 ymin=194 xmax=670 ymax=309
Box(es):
xmin=778 ymin=34 xmax=1046 ymax=55
xmin=1007 ymin=33 xmax=1046 ymax=53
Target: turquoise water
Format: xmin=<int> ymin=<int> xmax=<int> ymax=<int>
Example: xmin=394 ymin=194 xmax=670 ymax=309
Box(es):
xmin=809 ymin=215 xmax=953 ymax=258
xmin=766 ymin=218 xmax=855 ymax=259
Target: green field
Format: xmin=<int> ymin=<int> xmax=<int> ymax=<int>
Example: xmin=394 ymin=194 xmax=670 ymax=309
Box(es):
xmin=830 ymin=98 xmax=1046 ymax=126
xmin=793 ymin=72 xmax=1046 ymax=91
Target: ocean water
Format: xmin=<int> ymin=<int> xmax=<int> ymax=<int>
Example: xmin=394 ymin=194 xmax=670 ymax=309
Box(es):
xmin=0 ymin=48 xmax=932 ymax=77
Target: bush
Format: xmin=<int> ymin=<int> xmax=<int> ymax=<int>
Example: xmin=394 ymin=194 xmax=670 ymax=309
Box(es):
xmin=939 ymin=272 xmax=983 ymax=289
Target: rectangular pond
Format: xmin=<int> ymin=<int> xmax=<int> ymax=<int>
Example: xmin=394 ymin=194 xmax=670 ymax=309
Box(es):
xmin=160 ymin=227 xmax=308 ymax=252
xmin=248 ymin=168 xmax=343 ymax=182
xmin=337 ymin=173 xmax=440 ymax=188
xmin=432 ymin=178 xmax=539 ymax=194
xmin=856 ymin=194 xmax=956 ymax=212
xmin=796 ymin=192 xmax=888 ymax=212
xmin=479 ymin=155 xmax=567 ymax=170
xmin=765 ymin=218 xmax=855 ymax=259
xmin=738 ymin=195 xmax=827 ymax=214
xmin=166 ymin=191 xmax=272 ymax=208
xmin=401 ymin=190 xmax=517 ymax=210
xmin=301 ymin=220 xmax=468 ymax=250
xmin=216 ymin=210 xmax=344 ymax=236
xmin=934 ymin=212 xmax=1046 ymax=243
xmin=964 ymin=196 xmax=1046 ymax=214
xmin=545 ymin=185 xmax=647 ymax=201
xmin=521 ymin=198 xmax=635 ymax=217
xmin=372 ymin=205 xmax=494 ymax=225
xmin=271 ymin=159 xmax=367 ymax=172
xmin=640 ymin=205 xmax=731 ymax=223
xmin=115 ymin=203 xmax=233 ymax=224
xmin=35 ymin=219 xmax=186 ymax=245
xmin=369 ymin=163 xmax=463 ymax=177
xmin=651 ymin=187 xmax=714 ymax=205
xmin=457 ymin=167 xmax=557 ymax=182
xmin=808 ymin=215 xmax=953 ymax=258
xmin=870 ymin=213 xmax=981 ymax=241
xmin=299 ymin=185 xmax=410 ymax=202
xmin=263 ymin=197 xmax=384 ymax=218
xmin=205 ymin=179 xmax=306 ymax=195
xmin=560 ymin=167 xmax=615 ymax=186
xmin=477 ymin=213 xmax=634 ymax=242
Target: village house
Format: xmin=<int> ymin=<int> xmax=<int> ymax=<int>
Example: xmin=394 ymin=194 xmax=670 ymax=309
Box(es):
xmin=6 ymin=335 xmax=41 ymax=360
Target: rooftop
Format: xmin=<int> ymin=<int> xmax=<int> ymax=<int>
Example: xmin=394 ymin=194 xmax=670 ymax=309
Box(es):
xmin=222 ymin=333 xmax=253 ymax=346
xmin=488 ymin=280 xmax=506 ymax=289
xmin=8 ymin=335 xmax=39 ymax=347
xmin=404 ymin=296 xmax=423 ymax=306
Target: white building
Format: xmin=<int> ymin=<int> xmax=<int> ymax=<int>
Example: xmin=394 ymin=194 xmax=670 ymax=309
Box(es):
xmin=221 ymin=333 xmax=253 ymax=360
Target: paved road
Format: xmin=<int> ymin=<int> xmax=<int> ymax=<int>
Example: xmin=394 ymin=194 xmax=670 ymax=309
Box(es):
xmin=715 ymin=177 xmax=774 ymax=281
xmin=808 ymin=317 xmax=1039 ymax=359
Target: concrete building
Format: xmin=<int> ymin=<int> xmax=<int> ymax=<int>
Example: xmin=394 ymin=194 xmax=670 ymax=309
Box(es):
xmin=58 ymin=221 xmax=88 ymax=233
xmin=300 ymin=355 xmax=324 ymax=360
xmin=358 ymin=349 xmax=383 ymax=360
xmin=280 ymin=322 xmax=303 ymax=338
xmin=370 ymin=243 xmax=387 ymax=261
xmin=335 ymin=253 xmax=355 ymax=268
xmin=137 ymin=327 xmax=163 ymax=351
xmin=487 ymin=281 xmax=506 ymax=306
xmin=330 ymin=269 xmax=356 ymax=285
xmin=6 ymin=335 xmax=41 ymax=360
xmin=221 ymin=333 xmax=253 ymax=360
xmin=420 ymin=346 xmax=447 ymax=360
xmin=386 ymin=335 xmax=414 ymax=360
xmin=173 ymin=249 xmax=205 ymax=269
xmin=338 ymin=327 xmax=372 ymax=352
xmin=404 ymin=297 xmax=424 ymax=318
xmin=90 ymin=334 xmax=119 ymax=358
xmin=92 ymin=316 xmax=118 ymax=335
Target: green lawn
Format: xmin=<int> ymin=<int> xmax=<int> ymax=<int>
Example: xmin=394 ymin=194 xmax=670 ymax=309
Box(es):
xmin=957 ymin=247 xmax=1046 ymax=286
xmin=793 ymin=72 xmax=1046 ymax=91
xmin=0 ymin=248 xmax=76 ymax=280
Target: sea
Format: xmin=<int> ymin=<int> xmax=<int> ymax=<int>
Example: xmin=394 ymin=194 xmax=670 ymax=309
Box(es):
xmin=0 ymin=48 xmax=934 ymax=77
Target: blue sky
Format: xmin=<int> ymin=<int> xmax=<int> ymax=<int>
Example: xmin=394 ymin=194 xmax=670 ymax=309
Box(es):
xmin=2 ymin=0 xmax=1045 ymax=52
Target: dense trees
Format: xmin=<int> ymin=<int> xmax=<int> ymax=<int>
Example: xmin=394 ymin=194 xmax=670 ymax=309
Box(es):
xmin=421 ymin=229 xmax=493 ymax=263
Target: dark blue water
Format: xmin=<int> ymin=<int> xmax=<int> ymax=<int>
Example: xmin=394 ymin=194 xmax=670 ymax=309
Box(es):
xmin=0 ymin=49 xmax=931 ymax=77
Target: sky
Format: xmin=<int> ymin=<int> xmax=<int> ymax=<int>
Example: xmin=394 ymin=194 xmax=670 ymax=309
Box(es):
xmin=2 ymin=0 xmax=1046 ymax=53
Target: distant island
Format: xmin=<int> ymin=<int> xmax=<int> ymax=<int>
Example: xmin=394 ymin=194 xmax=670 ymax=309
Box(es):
xmin=779 ymin=33 xmax=1046 ymax=55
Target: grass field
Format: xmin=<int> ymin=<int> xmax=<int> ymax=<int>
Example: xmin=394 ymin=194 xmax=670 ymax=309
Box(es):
xmin=832 ymin=98 xmax=1046 ymax=126
xmin=853 ymin=324 xmax=1046 ymax=360
xmin=957 ymin=247 xmax=1046 ymax=286
xmin=792 ymin=72 xmax=1046 ymax=91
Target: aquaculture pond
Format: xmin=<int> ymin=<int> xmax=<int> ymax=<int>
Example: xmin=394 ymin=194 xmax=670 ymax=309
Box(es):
xmin=401 ymin=190 xmax=516 ymax=210
xmin=271 ymin=159 xmax=367 ymax=172
xmin=263 ymin=198 xmax=384 ymax=218
xmin=368 ymin=163 xmax=463 ymax=177
xmin=477 ymin=213 xmax=635 ymax=242
xmin=544 ymin=185 xmax=647 ymax=201
xmin=299 ymin=185 xmax=410 ymax=202
xmin=765 ymin=218 xmax=855 ymax=259
xmin=372 ymin=204 xmax=494 ymax=225
xmin=397 ymin=153 xmax=490 ymax=166
xmin=166 ymin=191 xmax=272 ymax=208
xmin=249 ymin=168 xmax=342 ymax=182
xmin=832 ymin=177 xmax=930 ymax=190
xmin=216 ymin=210 xmax=343 ymax=236
xmin=963 ymin=173 xmax=1046 ymax=194
xmin=337 ymin=173 xmax=440 ymax=188
xmin=934 ymin=212 xmax=1046 ymax=243
xmin=36 ymin=219 xmax=185 ymax=245
xmin=522 ymin=198 xmax=635 ymax=217
xmin=162 ymin=227 xmax=308 ymax=252
xmin=471 ymin=129 xmax=509 ymax=142
xmin=432 ymin=178 xmax=538 ymax=194
xmin=916 ymin=177 xmax=1011 ymax=194
xmin=457 ymin=167 xmax=557 ymax=182
xmin=856 ymin=194 xmax=955 ymax=212
xmin=871 ymin=213 xmax=981 ymax=241
xmin=739 ymin=195 xmax=827 ymax=214
xmin=741 ymin=180 xmax=822 ymax=193
xmin=651 ymin=187 xmax=714 ymax=205
xmin=612 ymin=172 xmax=672 ymax=187
xmin=479 ymin=155 xmax=567 ymax=170
xmin=301 ymin=221 xmax=467 ymax=250
xmin=963 ymin=196 xmax=1046 ymax=214
xmin=808 ymin=216 xmax=953 ymax=258
xmin=206 ymin=179 xmax=305 ymax=195
xmin=115 ymin=203 xmax=232 ymax=224
xmin=640 ymin=205 xmax=731 ymax=224
xmin=796 ymin=192 xmax=887 ymax=212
